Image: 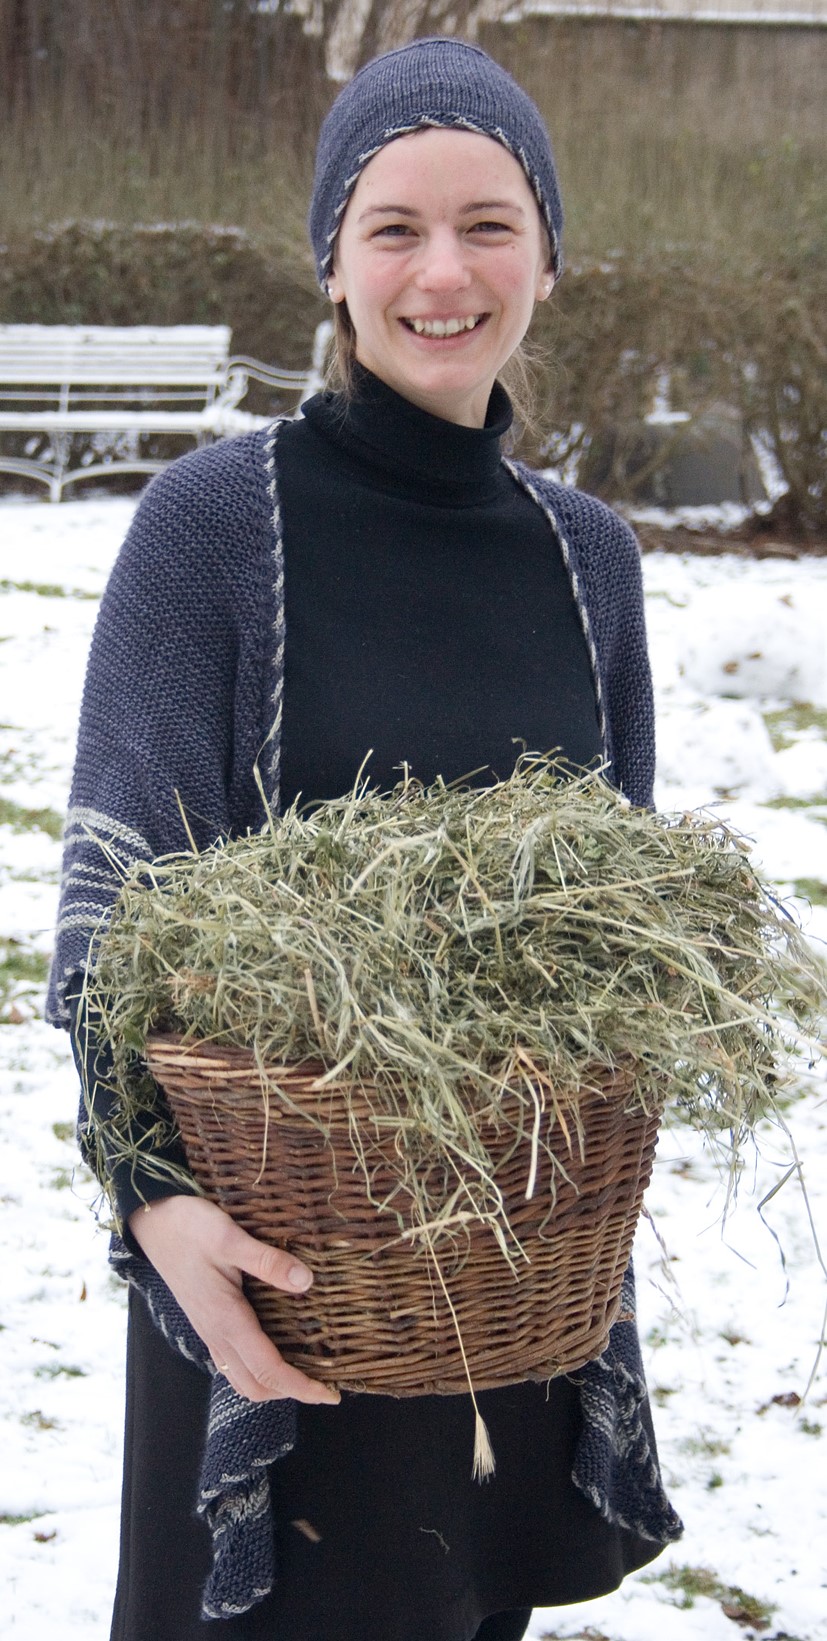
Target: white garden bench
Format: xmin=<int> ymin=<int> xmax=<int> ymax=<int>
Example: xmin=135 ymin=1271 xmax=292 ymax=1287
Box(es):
xmin=0 ymin=321 xmax=331 ymax=501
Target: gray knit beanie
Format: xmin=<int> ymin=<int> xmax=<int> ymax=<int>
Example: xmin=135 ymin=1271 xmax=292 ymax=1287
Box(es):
xmin=309 ymin=37 xmax=563 ymax=290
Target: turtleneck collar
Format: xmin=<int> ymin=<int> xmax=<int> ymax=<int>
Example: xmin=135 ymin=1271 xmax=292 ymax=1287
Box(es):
xmin=300 ymin=364 xmax=513 ymax=507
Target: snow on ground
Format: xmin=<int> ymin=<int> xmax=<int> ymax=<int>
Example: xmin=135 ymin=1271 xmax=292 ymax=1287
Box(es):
xmin=0 ymin=493 xmax=825 ymax=1640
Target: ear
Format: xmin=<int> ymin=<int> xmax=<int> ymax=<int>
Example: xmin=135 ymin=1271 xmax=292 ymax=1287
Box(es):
xmin=327 ymin=267 xmax=347 ymax=304
xmin=535 ymin=269 xmax=555 ymax=302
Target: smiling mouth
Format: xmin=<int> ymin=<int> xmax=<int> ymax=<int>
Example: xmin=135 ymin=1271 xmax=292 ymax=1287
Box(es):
xmin=402 ymin=315 xmax=486 ymax=338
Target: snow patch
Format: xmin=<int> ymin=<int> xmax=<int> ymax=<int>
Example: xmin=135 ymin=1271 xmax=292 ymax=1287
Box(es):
xmin=655 ymin=698 xmax=781 ymax=798
xmin=675 ymin=583 xmax=827 ymax=705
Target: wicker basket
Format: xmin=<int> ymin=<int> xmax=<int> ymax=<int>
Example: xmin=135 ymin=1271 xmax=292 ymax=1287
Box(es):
xmin=146 ymin=1033 xmax=661 ymax=1395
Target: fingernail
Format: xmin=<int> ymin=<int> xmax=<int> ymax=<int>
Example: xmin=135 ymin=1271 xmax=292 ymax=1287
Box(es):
xmin=287 ymin=1262 xmax=312 ymax=1290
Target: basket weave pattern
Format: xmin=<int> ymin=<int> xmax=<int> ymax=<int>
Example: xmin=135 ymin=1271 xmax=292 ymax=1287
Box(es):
xmin=146 ymin=1035 xmax=661 ymax=1396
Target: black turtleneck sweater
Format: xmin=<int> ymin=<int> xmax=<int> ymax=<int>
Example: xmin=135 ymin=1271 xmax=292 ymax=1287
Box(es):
xmin=277 ymin=370 xmax=602 ymax=807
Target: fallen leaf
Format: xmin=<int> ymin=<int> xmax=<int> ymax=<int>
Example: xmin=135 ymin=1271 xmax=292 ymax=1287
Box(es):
xmin=757 ymin=1391 xmax=801 ymax=1414
xmin=721 ymin=1598 xmax=770 ymax=1629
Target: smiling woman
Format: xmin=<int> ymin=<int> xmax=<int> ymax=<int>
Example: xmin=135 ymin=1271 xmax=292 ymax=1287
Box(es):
xmin=51 ymin=34 xmax=681 ymax=1641
xmin=326 ymin=128 xmax=553 ymax=426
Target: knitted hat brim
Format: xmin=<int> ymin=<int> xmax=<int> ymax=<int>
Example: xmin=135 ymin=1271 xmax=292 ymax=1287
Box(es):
xmin=308 ymin=39 xmax=564 ymax=290
xmin=317 ymin=115 xmax=562 ymax=289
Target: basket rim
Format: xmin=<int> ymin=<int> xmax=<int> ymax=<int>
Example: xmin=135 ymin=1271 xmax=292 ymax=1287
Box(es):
xmin=144 ymin=1028 xmax=645 ymax=1097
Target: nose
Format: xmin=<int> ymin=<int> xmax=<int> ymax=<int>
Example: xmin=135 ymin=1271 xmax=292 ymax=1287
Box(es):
xmin=413 ymin=228 xmax=472 ymax=292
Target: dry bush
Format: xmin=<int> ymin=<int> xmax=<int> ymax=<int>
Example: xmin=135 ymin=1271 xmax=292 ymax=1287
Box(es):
xmin=0 ymin=222 xmax=321 ymax=380
xmin=528 ymin=261 xmax=827 ymax=537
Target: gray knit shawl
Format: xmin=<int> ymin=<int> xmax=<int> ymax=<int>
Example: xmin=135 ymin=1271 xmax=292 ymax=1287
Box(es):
xmin=47 ymin=424 xmax=682 ymax=1618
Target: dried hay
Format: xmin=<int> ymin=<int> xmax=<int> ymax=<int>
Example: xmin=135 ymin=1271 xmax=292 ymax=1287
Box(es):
xmin=85 ymin=755 xmax=825 ymax=1235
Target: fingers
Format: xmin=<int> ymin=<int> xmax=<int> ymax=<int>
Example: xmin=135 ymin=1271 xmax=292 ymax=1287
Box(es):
xmin=216 ymin=1318 xmax=340 ymax=1407
xmin=213 ymin=1235 xmax=340 ymax=1404
xmin=223 ymin=1222 xmax=314 ymax=1297
xmin=208 ymin=1290 xmax=340 ymax=1406
xmin=126 ymin=1195 xmax=339 ymax=1405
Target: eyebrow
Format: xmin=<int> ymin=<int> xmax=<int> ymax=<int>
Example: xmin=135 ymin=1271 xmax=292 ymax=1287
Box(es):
xmin=357 ymin=200 xmax=527 ymax=222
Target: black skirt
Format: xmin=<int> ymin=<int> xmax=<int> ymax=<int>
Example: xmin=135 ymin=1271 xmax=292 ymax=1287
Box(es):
xmin=110 ymin=1289 xmax=664 ymax=1641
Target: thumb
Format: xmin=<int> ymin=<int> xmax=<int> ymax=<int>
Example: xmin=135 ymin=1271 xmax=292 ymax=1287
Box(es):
xmin=224 ymin=1223 xmax=314 ymax=1295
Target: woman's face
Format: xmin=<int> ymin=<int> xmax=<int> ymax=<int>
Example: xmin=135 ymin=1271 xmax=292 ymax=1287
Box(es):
xmin=327 ymin=127 xmax=553 ymax=428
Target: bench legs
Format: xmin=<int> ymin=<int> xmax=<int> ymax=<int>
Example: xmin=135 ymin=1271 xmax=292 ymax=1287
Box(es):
xmin=0 ymin=435 xmax=70 ymax=501
xmin=0 ymin=449 xmax=171 ymax=501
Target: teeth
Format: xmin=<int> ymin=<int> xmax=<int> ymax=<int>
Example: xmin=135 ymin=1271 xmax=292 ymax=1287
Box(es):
xmin=410 ymin=315 xmax=481 ymax=337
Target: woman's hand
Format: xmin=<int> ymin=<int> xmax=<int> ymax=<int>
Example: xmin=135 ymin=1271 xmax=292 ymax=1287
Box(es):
xmin=127 ymin=1194 xmax=340 ymax=1407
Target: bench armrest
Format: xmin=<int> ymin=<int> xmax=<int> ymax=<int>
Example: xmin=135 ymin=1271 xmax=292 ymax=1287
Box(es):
xmin=226 ymin=356 xmax=315 ymax=393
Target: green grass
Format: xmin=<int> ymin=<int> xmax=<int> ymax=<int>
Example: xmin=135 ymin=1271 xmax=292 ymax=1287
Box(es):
xmin=679 ymin=1431 xmax=732 ymax=1459
xmin=20 ymin=1410 xmax=61 ymax=1431
xmin=0 ymin=578 xmax=98 ymax=600
xmin=540 ymin=1632 xmax=612 ymax=1641
xmin=0 ymin=940 xmax=51 ymax=1014
xmin=645 ymin=1325 xmax=672 ymax=1350
xmin=0 ymin=743 xmax=36 ymax=784
xmin=33 ymin=1362 xmax=87 ymax=1380
xmin=764 ymin=797 xmax=827 ymax=813
xmin=0 ymin=1511 xmax=42 ymax=1526
xmin=763 ymin=705 xmax=827 ymax=753
xmin=0 ymin=796 xmax=63 ymax=840
xmin=8 ymin=867 xmax=60 ymax=885
xmin=652 ymin=1384 xmax=678 ymax=1407
xmin=644 ymin=1562 xmax=777 ymax=1629
xmin=799 ymin=1418 xmax=823 ymax=1437
xmin=792 ymin=879 xmax=827 ymax=908
xmin=52 ymin=1120 xmax=75 ymax=1144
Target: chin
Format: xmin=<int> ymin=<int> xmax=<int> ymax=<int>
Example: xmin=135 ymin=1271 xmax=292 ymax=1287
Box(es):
xmin=400 ymin=364 xmax=495 ymax=421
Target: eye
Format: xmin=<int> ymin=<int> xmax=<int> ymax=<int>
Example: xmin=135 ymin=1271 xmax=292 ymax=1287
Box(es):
xmin=469 ymin=219 xmax=515 ymax=236
xmin=371 ymin=222 xmax=416 ymax=240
